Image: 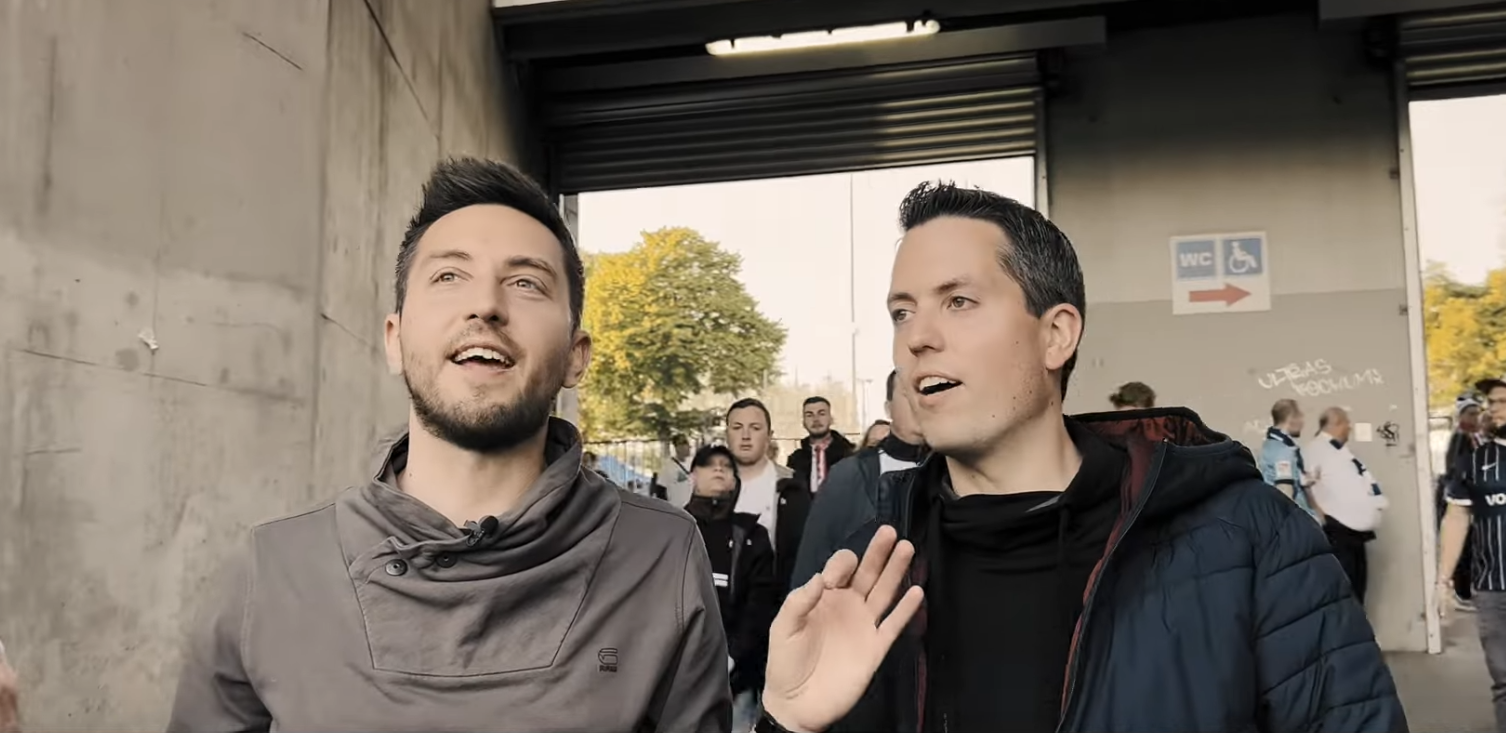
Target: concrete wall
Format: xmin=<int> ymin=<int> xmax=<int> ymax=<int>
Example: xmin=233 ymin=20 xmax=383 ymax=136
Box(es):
xmin=1052 ymin=14 xmax=1426 ymax=650
xmin=0 ymin=0 xmax=528 ymax=727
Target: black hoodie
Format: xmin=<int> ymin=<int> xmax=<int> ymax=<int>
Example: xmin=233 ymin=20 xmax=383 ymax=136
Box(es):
xmin=923 ymin=420 xmax=1125 ymax=733
xmin=685 ymin=491 xmax=781 ymax=695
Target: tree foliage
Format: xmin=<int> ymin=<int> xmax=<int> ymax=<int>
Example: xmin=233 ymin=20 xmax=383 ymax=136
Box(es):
xmin=580 ymin=227 xmax=787 ymax=439
xmin=1424 ymin=263 xmax=1506 ymax=409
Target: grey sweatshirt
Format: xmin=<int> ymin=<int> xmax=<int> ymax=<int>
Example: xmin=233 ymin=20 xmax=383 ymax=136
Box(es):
xmin=167 ymin=419 xmax=731 ymax=732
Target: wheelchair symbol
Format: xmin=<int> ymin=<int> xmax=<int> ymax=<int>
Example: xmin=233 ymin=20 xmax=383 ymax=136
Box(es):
xmin=1228 ymin=243 xmax=1257 ymax=274
xmin=1222 ymin=238 xmax=1263 ymax=277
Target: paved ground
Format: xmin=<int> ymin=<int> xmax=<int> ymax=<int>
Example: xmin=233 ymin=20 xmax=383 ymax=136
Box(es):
xmin=1390 ymin=613 xmax=1495 ymax=732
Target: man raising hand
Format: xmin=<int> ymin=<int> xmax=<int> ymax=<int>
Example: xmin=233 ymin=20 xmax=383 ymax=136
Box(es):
xmin=763 ymin=528 xmax=922 ymax=733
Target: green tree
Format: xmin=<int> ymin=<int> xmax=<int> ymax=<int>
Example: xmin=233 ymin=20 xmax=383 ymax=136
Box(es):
xmin=1424 ymin=262 xmax=1506 ymax=409
xmin=580 ymin=227 xmax=787 ymax=440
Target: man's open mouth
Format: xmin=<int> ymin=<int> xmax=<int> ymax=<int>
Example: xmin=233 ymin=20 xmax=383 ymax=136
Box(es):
xmin=451 ymin=347 xmax=516 ymax=368
xmin=918 ymin=376 xmax=961 ymax=396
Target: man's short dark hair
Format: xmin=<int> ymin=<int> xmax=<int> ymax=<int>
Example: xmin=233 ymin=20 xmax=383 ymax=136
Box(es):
xmin=803 ymin=396 xmax=830 ymax=409
xmin=1271 ymin=399 xmax=1300 ymax=425
xmin=1109 ymin=382 xmax=1156 ymax=410
xmin=395 ymin=158 xmax=584 ymax=328
xmin=727 ymin=398 xmax=772 ymax=428
xmin=898 ymin=181 xmax=1086 ymax=398
xmin=886 ymin=370 xmax=898 ymax=402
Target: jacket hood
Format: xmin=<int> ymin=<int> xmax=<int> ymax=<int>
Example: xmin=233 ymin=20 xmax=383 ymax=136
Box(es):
xmin=338 ymin=417 xmax=618 ymax=580
xmin=1072 ymin=407 xmax=1262 ymax=523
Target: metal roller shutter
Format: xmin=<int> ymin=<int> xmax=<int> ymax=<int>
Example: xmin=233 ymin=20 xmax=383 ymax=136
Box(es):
xmin=1399 ymin=3 xmax=1506 ymax=90
xmin=538 ymin=52 xmax=1044 ymax=193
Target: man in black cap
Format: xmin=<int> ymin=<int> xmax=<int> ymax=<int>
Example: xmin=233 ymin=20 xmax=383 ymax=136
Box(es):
xmin=1439 ymin=375 xmax=1506 ymax=732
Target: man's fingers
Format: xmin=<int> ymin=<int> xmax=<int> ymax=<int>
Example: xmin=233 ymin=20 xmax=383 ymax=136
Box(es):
xmin=819 ymin=549 xmax=860 ymax=590
xmin=849 ymin=526 xmax=898 ymax=597
xmin=876 ymin=585 xmax=925 ymax=646
xmin=773 ymin=575 xmax=826 ymax=637
xmin=866 ymin=539 xmax=915 ymax=617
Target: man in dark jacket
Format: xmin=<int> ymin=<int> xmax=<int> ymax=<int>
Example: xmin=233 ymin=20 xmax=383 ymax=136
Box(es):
xmin=760 ymin=182 xmax=1405 ymax=733
xmin=787 ymin=397 xmax=857 ymax=491
xmin=685 ymin=444 xmax=781 ymax=733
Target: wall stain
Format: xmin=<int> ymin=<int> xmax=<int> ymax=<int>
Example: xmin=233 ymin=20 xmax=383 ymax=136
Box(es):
xmin=114 ymin=348 xmax=140 ymax=372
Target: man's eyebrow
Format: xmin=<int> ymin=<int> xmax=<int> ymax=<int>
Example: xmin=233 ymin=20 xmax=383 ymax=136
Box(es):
xmin=886 ymin=277 xmax=972 ymax=306
xmin=422 ymin=249 xmax=472 ymax=264
xmin=507 ymin=255 xmax=559 ymax=280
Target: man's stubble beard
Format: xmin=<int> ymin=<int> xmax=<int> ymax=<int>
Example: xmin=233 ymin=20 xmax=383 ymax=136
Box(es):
xmin=405 ymin=348 xmax=567 ymax=454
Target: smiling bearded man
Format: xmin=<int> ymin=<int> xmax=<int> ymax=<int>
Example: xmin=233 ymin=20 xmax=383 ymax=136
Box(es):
xmin=167 ymin=158 xmax=730 ymax=733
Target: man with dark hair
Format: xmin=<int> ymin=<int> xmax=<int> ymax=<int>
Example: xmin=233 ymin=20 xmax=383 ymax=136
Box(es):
xmin=1439 ymin=377 xmax=1506 ymax=732
xmin=1441 ymin=395 xmax=1486 ymax=610
xmin=168 ymin=158 xmax=730 ymax=732
xmin=788 ymin=396 xmax=856 ymax=490
xmin=793 ymin=371 xmax=925 ymax=588
xmin=1108 ymin=381 xmax=1156 ymax=410
xmin=726 ymin=398 xmax=812 ymax=589
xmin=683 ymin=445 xmax=780 ymax=733
xmin=756 ymin=182 xmax=1403 ymax=733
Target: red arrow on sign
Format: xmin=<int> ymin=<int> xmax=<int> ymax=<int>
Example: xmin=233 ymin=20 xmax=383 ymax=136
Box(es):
xmin=1188 ymin=284 xmax=1250 ymax=305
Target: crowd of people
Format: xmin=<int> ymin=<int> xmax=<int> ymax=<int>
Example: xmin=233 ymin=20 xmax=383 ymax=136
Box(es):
xmin=13 ymin=154 xmax=1497 ymax=732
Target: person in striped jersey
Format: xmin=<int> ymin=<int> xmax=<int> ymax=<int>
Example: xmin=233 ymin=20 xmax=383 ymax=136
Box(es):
xmin=1439 ymin=376 xmax=1506 ymax=733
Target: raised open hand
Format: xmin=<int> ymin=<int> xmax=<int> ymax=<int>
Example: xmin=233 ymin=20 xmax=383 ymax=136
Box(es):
xmin=762 ymin=526 xmax=924 ymax=733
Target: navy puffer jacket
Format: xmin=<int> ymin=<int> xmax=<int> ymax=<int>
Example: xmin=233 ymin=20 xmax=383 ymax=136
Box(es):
xmin=790 ymin=408 xmax=1407 ymax=733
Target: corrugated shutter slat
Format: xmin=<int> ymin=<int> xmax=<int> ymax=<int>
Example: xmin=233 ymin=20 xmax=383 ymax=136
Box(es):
xmin=1400 ymin=4 xmax=1506 ymax=90
xmin=540 ymin=53 xmax=1042 ymax=192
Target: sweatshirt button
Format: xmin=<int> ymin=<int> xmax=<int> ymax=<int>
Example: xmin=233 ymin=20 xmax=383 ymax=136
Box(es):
xmin=435 ymin=553 xmax=457 ymax=568
xmin=385 ymin=559 xmax=408 ymax=576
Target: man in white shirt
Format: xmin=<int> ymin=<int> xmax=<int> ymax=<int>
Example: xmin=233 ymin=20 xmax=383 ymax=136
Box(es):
xmin=725 ymin=398 xmax=812 ymax=590
xmin=1307 ymin=406 xmax=1389 ymax=603
xmin=657 ymin=435 xmax=695 ymax=507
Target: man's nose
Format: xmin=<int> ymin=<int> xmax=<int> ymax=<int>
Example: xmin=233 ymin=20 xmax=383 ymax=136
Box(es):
xmin=902 ymin=309 xmax=943 ymax=356
xmin=466 ymin=281 xmax=510 ymax=324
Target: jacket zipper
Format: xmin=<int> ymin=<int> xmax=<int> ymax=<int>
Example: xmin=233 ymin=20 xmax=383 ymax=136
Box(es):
xmin=891 ymin=471 xmax=928 ymax=733
xmin=1054 ymin=442 xmax=1168 ymax=733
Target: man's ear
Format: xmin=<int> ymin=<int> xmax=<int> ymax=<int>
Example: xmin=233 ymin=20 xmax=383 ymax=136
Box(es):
xmin=383 ymin=312 xmax=404 ymax=376
xmin=1040 ymin=303 xmax=1084 ymax=373
xmin=563 ymin=330 xmax=593 ymax=389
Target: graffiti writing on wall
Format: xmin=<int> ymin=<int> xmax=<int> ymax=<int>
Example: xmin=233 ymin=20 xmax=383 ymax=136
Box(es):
xmin=1379 ymin=421 xmax=1400 ymax=447
xmin=1257 ymin=359 xmax=1383 ymax=398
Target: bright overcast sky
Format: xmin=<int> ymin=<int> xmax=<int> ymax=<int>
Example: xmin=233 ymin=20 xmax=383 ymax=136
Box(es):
xmin=578 ymin=159 xmax=1035 ymax=424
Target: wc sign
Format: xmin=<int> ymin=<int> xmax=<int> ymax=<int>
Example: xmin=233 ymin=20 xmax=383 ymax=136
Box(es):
xmin=1168 ymin=231 xmax=1273 ymax=316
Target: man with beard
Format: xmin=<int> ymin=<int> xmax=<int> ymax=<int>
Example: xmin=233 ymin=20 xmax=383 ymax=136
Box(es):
xmin=787 ymin=397 xmax=856 ymax=491
xmin=792 ymin=371 xmax=925 ymax=588
xmin=753 ymin=182 xmax=1402 ymax=733
xmin=167 ymin=158 xmax=730 ymax=732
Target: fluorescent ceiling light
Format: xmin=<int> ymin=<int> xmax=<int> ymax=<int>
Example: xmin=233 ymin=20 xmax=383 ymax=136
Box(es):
xmin=706 ymin=19 xmax=941 ymax=56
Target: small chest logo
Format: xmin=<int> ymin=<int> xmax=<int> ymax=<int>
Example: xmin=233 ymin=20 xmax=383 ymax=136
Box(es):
xmin=1486 ymin=493 xmax=1506 ymax=507
xmin=598 ymin=648 xmax=619 ymax=673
